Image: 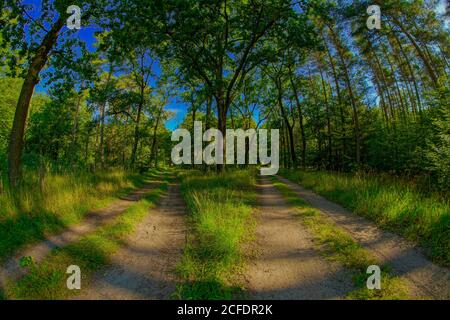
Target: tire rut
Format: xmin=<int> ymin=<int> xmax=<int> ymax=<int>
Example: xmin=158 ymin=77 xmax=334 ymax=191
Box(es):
xmin=76 ymin=182 xmax=186 ymax=300
xmin=244 ymin=177 xmax=354 ymax=300
xmin=0 ymin=180 xmax=162 ymax=291
xmin=276 ymin=175 xmax=450 ymax=300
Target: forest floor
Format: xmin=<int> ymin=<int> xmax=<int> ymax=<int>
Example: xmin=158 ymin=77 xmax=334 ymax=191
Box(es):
xmin=0 ymin=179 xmax=164 ymax=292
xmin=76 ymin=182 xmax=186 ymax=299
xmin=2 ymin=171 xmax=449 ymax=300
xmin=244 ymin=177 xmax=354 ymax=299
xmin=274 ymin=175 xmax=450 ymax=300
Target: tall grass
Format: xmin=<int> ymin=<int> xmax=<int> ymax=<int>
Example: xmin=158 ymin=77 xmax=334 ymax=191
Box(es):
xmin=280 ymin=170 xmax=450 ymax=266
xmin=0 ymin=169 xmax=146 ymax=262
xmin=176 ymin=170 xmax=256 ymax=299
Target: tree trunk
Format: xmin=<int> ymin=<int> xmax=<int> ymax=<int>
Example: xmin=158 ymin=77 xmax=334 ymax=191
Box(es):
xmin=318 ymin=64 xmax=333 ymax=169
xmin=8 ymin=17 xmax=64 ymax=185
xmin=371 ymin=64 xmax=390 ymax=125
xmin=323 ymin=32 xmax=346 ymax=169
xmin=390 ymin=28 xmax=423 ymax=113
xmin=327 ymin=24 xmax=361 ymax=164
xmin=289 ymin=72 xmax=307 ymax=168
xmin=391 ymin=17 xmax=439 ymax=88
xmin=150 ymin=107 xmax=162 ymax=168
xmin=216 ymin=95 xmax=227 ymax=173
xmin=99 ymin=102 xmax=106 ymax=168
xmin=381 ymin=44 xmax=408 ymax=118
xmin=276 ymin=78 xmax=297 ymax=167
xmin=206 ymin=95 xmax=212 ymax=131
xmin=131 ymin=86 xmax=145 ymax=168
xmin=371 ymin=47 xmax=397 ymax=122
xmin=69 ymin=90 xmax=83 ymax=164
xmin=191 ymin=105 xmax=197 ymax=168
xmin=99 ymin=67 xmax=114 ymax=169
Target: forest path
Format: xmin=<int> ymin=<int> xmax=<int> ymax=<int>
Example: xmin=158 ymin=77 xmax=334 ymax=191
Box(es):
xmin=76 ymin=181 xmax=186 ymax=300
xmin=244 ymin=177 xmax=354 ymax=299
xmin=276 ymin=175 xmax=450 ymax=300
xmin=0 ymin=178 xmax=163 ymax=292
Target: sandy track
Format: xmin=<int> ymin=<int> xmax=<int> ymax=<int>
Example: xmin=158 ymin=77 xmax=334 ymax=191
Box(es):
xmin=276 ymin=175 xmax=450 ymax=300
xmin=244 ymin=177 xmax=353 ymax=300
xmin=76 ymin=182 xmax=186 ymax=300
xmin=0 ymin=180 xmax=162 ymax=291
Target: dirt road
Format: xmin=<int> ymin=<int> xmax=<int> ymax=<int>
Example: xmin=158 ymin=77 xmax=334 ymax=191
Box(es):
xmin=76 ymin=182 xmax=186 ymax=299
xmin=244 ymin=177 xmax=354 ymax=299
xmin=0 ymin=180 xmax=162 ymax=291
xmin=276 ymin=175 xmax=450 ymax=300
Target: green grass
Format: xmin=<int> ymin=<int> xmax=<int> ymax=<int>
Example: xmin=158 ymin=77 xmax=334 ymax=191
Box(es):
xmin=0 ymin=169 xmax=148 ymax=263
xmin=175 ymin=170 xmax=256 ymax=300
xmin=279 ymin=169 xmax=450 ymax=267
xmin=4 ymin=172 xmax=169 ymax=300
xmin=272 ymin=177 xmax=410 ymax=300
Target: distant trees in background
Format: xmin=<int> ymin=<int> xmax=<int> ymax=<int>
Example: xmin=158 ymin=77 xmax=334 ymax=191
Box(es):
xmin=0 ymin=0 xmax=448 ymax=190
xmin=272 ymin=0 xmax=449 ymax=189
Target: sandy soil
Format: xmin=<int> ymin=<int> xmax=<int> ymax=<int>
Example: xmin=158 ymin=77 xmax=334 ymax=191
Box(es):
xmin=244 ymin=177 xmax=354 ymax=300
xmin=76 ymin=182 xmax=186 ymax=300
xmin=0 ymin=180 xmax=162 ymax=291
xmin=276 ymin=175 xmax=450 ymax=300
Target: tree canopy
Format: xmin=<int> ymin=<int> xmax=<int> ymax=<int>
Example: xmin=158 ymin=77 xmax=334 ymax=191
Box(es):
xmin=0 ymin=0 xmax=448 ymax=189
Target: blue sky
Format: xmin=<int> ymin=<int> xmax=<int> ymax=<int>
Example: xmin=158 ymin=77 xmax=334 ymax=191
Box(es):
xmin=27 ymin=0 xmax=449 ymax=131
xmin=27 ymin=0 xmax=187 ymax=131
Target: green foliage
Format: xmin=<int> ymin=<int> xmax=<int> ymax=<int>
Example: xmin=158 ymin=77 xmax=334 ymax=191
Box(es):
xmin=19 ymin=255 xmax=34 ymax=268
xmin=424 ymin=105 xmax=450 ymax=189
xmin=0 ymin=77 xmax=49 ymax=161
xmin=0 ymin=77 xmax=21 ymax=159
xmin=175 ymin=170 xmax=256 ymax=299
xmin=0 ymin=0 xmax=448 ymax=301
